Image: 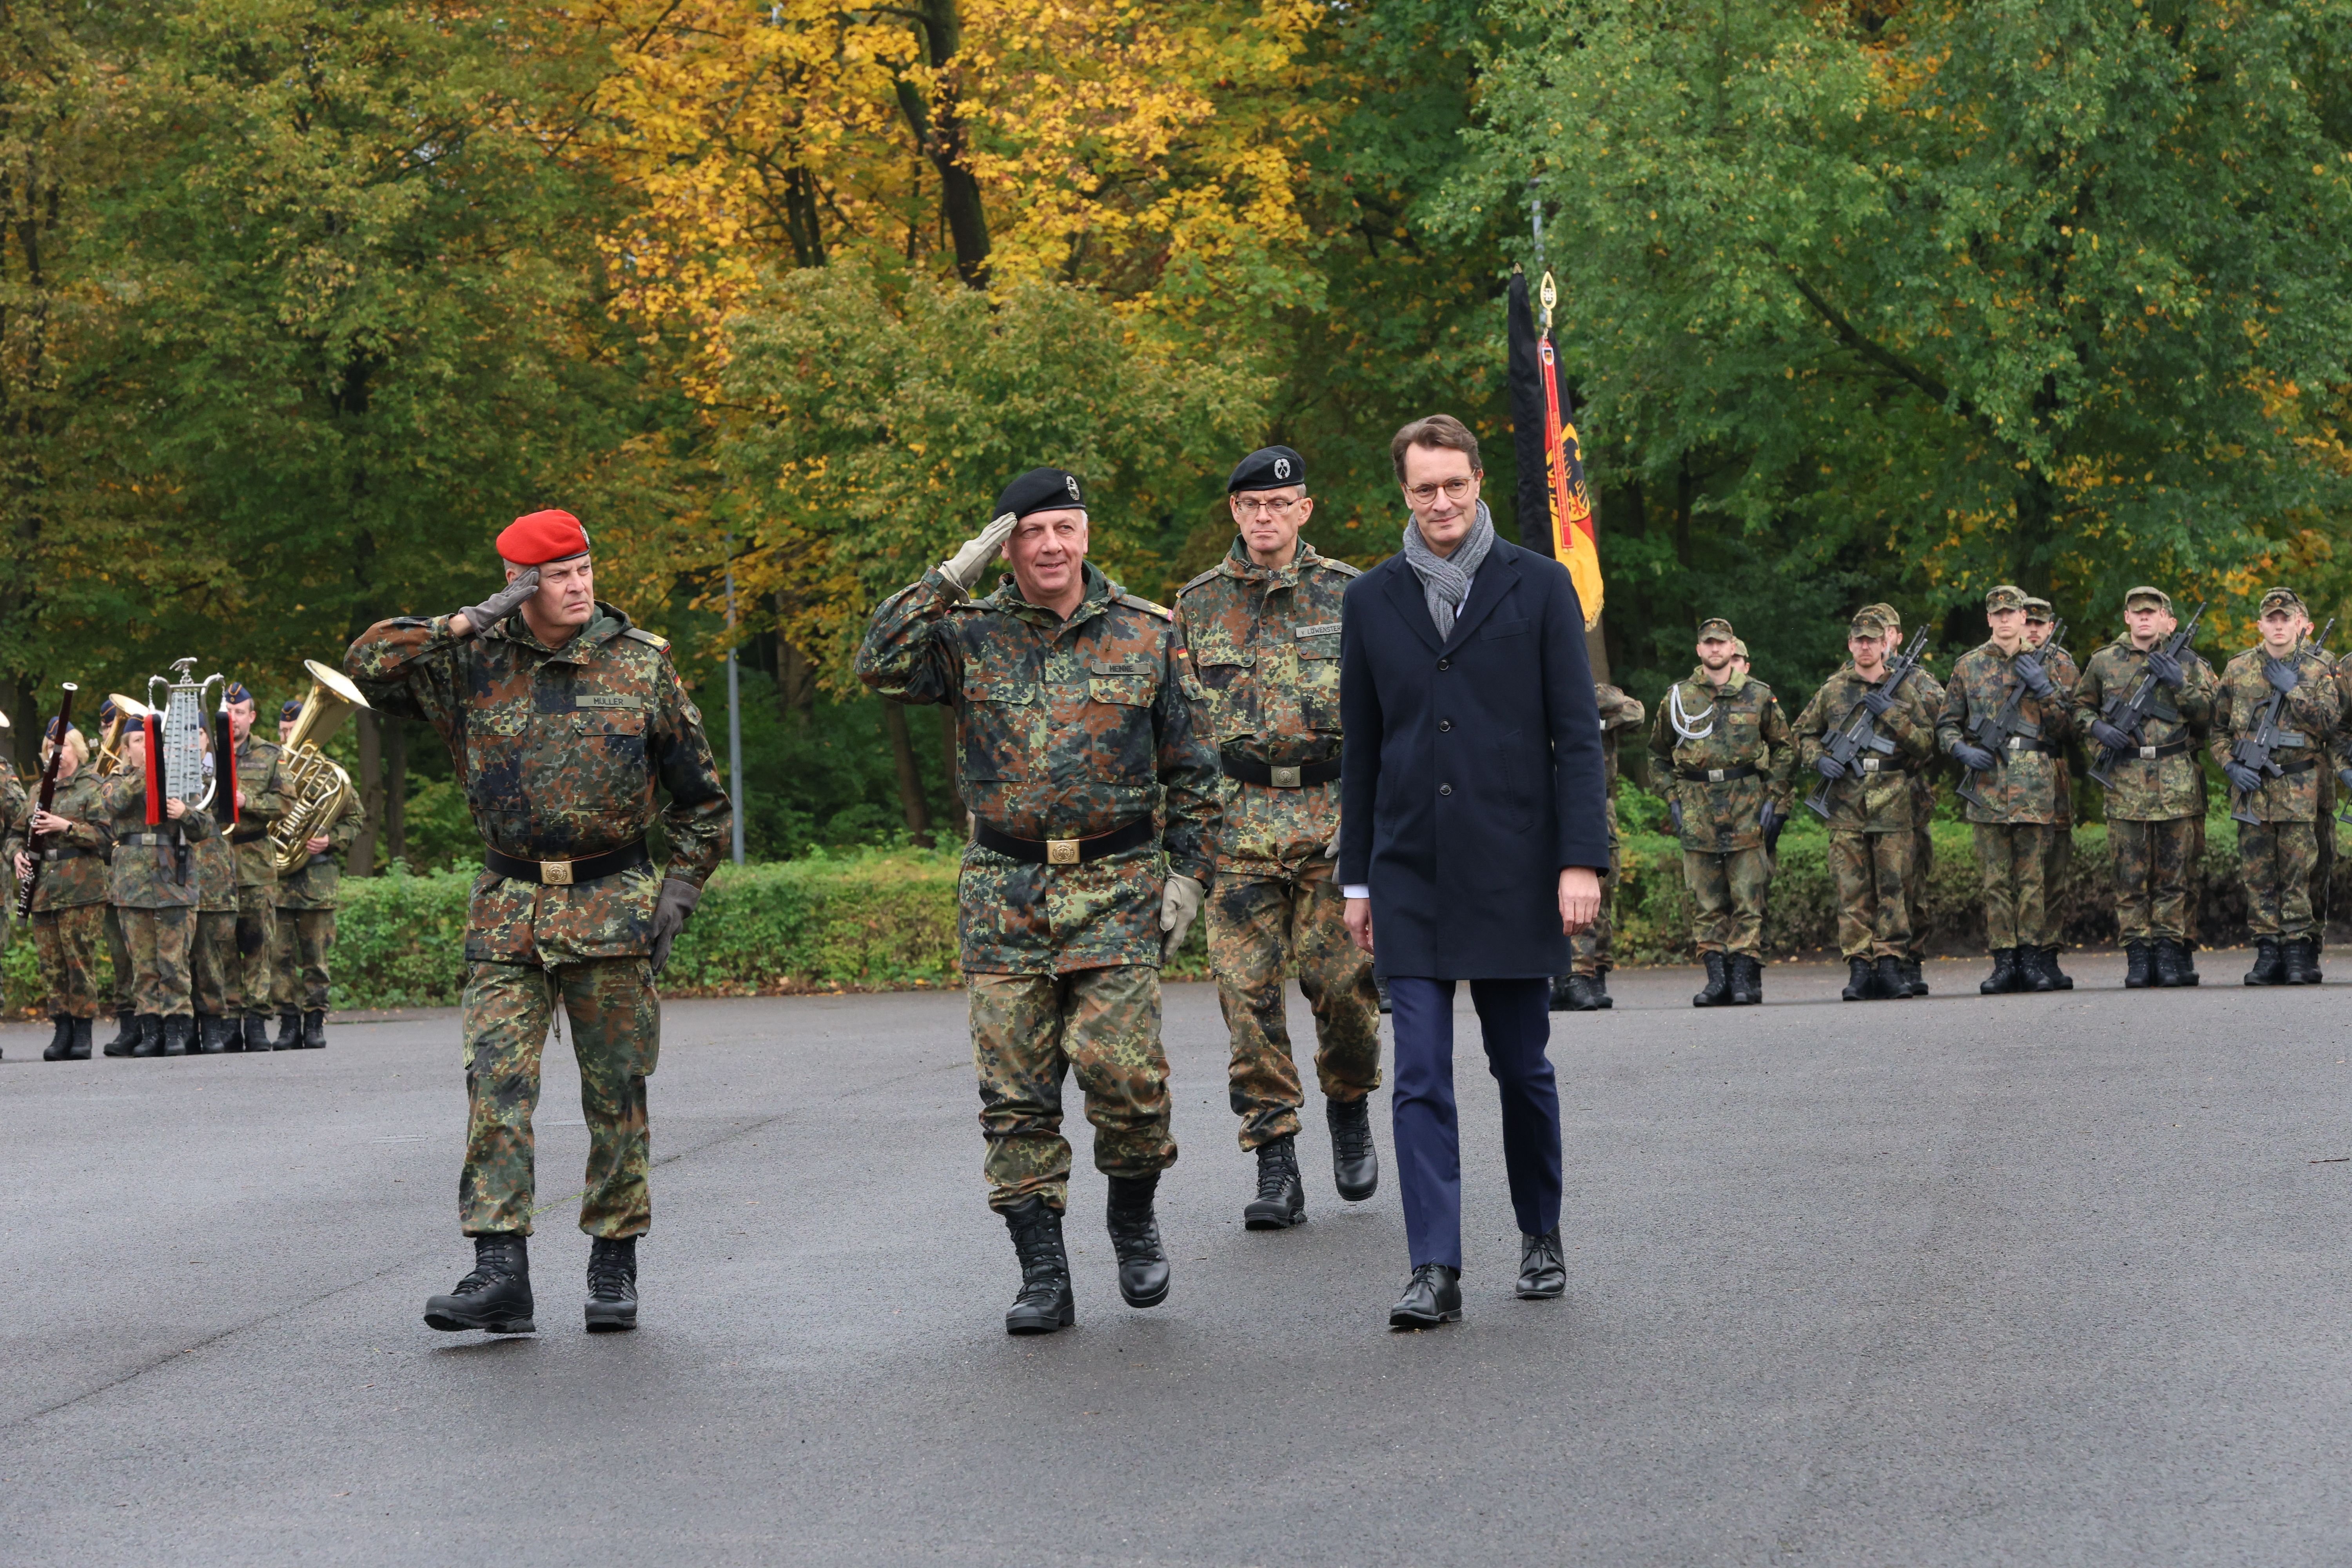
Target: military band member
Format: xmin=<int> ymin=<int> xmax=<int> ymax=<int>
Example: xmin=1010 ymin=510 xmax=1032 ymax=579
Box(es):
xmin=222 ymin=684 xmax=291 ymax=1050
xmin=96 ymin=722 xmax=214 ymax=1056
xmin=858 ymin=466 xmax=1218 ymax=1336
xmin=271 ymin=699 xmax=365 ymax=1049
xmin=8 ymin=726 xmax=112 ymax=1060
xmin=1864 ymin=605 xmax=1944 ymax=997
xmin=1557 ymin=681 xmax=1646 ymax=1012
xmin=189 ymin=733 xmax=243 ymax=1054
xmin=2073 ymin=587 xmax=2215 ymax=988
xmin=1649 ymin=617 xmax=1795 ymax=1007
xmin=2021 ymin=598 xmax=2079 ymax=987
xmin=96 ymin=697 xmax=139 ymax=1053
xmin=1795 ymin=608 xmax=1938 ymax=1001
xmin=1938 ymin=584 xmax=2078 ymax=994
xmin=2212 ymin=587 xmax=2339 ymax=985
xmin=1175 ymin=446 xmax=1381 ymax=1230
xmin=347 ymin=508 xmax=728 ymax=1336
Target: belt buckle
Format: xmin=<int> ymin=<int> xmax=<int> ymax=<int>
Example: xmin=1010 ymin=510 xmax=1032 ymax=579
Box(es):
xmin=1860 ymin=758 xmax=1881 ymax=772
xmin=1046 ymin=838 xmax=1081 ymax=866
xmin=1706 ymin=767 xmax=1726 ymax=782
xmin=2140 ymin=745 xmax=2159 ymax=759
xmin=542 ymin=859 xmax=575 ymax=886
xmin=1270 ymin=765 xmax=1301 ymax=788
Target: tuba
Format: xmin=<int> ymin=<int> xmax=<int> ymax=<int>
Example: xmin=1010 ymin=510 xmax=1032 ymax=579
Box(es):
xmin=147 ymin=658 xmax=222 ymax=809
xmin=94 ymin=694 xmax=153 ymax=777
xmin=269 ymin=659 xmax=371 ymax=873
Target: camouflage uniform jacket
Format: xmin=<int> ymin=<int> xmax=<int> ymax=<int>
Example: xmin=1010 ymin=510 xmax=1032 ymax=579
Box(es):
xmin=1935 ymin=641 xmax=2076 ymax=825
xmin=2043 ymin=644 xmax=2082 ymax=830
xmin=857 ymin=561 xmax=1217 ymax=974
xmin=1905 ymin=662 xmax=1950 ymax=813
xmin=96 ymin=766 xmax=217 ymax=910
xmin=0 ymin=759 xmax=24 ymax=846
xmin=1174 ymin=536 xmax=1357 ymax=877
xmin=1646 ymin=667 xmax=1795 ymax=853
xmin=6 ymin=771 xmax=113 ymax=911
xmin=2071 ymin=636 xmax=2216 ymax=822
xmin=2208 ymin=642 xmax=2341 ymax=824
xmin=227 ymin=735 xmax=293 ymax=888
xmin=1596 ymin=683 xmax=1646 ymax=863
xmin=1793 ymin=663 xmax=1940 ymax=833
xmin=344 ymin=600 xmax=730 ymax=963
xmin=278 ymin=791 xmax=367 ymax=911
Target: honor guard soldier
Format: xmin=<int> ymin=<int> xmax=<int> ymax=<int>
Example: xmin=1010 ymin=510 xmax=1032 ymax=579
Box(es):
xmin=1795 ymin=608 xmax=1939 ymax=1000
xmin=347 ymin=508 xmax=729 ymax=1336
xmin=1649 ymin=617 xmax=1795 ymax=1006
xmin=271 ymin=698 xmax=367 ymax=1049
xmin=2211 ymin=587 xmax=2340 ymax=984
xmin=1864 ymin=605 xmax=1944 ymax=996
xmin=2021 ymin=597 xmax=2080 ymax=987
xmin=2074 ymin=586 xmax=2216 ymax=987
xmin=1174 ymin=446 xmax=1381 ymax=1230
xmin=221 ymin=684 xmax=291 ymax=1050
xmin=1938 ymin=584 xmax=2078 ymax=993
xmin=96 ymin=722 xmax=215 ymax=1056
xmin=7 ymin=726 xmax=112 ymax=1060
xmin=1556 ymin=682 xmax=1646 ymax=1012
xmin=858 ymin=466 xmax=1218 ymax=1336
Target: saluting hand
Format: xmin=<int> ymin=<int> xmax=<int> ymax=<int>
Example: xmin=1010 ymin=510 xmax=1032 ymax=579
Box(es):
xmin=938 ymin=512 xmax=1020 ymax=593
xmin=453 ymin=567 xmax=542 ymax=639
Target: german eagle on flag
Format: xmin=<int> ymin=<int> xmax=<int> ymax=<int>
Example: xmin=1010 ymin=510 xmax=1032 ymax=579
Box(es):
xmin=1508 ymin=268 xmax=1602 ymax=629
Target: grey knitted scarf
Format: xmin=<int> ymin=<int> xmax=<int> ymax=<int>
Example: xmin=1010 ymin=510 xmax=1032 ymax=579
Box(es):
xmin=1401 ymin=500 xmax=1497 ymax=641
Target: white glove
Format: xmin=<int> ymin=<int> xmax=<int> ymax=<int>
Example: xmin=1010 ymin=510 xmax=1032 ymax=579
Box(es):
xmin=938 ymin=512 xmax=1019 ymax=593
xmin=1159 ymin=873 xmax=1205 ymax=963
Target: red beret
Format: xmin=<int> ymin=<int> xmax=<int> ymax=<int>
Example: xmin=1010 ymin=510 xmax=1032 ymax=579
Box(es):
xmin=496 ymin=509 xmax=591 ymax=566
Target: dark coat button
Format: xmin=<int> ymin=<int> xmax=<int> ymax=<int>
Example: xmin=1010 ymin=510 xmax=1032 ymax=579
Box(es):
xmin=1439 ymin=783 xmax=1453 ymax=795
xmin=1439 ymin=719 xmax=1452 ymax=732
xmin=1437 ymin=658 xmax=1450 ymax=671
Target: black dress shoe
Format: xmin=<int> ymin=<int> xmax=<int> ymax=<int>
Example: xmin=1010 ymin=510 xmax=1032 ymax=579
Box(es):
xmin=1105 ymin=1173 xmax=1170 ymax=1308
xmin=1516 ymin=1227 xmax=1566 ymax=1299
xmin=1389 ymin=1263 xmax=1463 ymax=1329
xmin=1002 ymin=1197 xmax=1075 ymax=1334
xmin=1326 ymin=1097 xmax=1379 ymax=1202
xmin=424 ymin=1234 xmax=535 ymax=1334
xmin=585 ymin=1236 xmax=638 ymax=1332
xmin=1244 ymin=1136 xmax=1306 ymax=1230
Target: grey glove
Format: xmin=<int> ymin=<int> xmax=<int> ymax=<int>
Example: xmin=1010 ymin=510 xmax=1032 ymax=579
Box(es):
xmin=649 ymin=876 xmax=702 ymax=976
xmin=2339 ymin=768 xmax=2352 ymax=795
xmin=1322 ymin=829 xmax=1339 ymax=860
xmin=2013 ymin=653 xmax=2054 ymax=698
xmin=1859 ymin=687 xmax=1896 ymax=717
xmin=2089 ymin=719 xmax=2134 ymax=752
xmin=1668 ymin=798 xmax=1684 ymax=834
xmin=2223 ymin=761 xmax=2265 ymax=795
xmin=1813 ymin=753 xmax=1849 ymax=781
xmin=2146 ymin=648 xmax=2183 ymax=688
xmin=938 ymin=512 xmax=1020 ymax=593
xmin=1951 ymin=742 xmax=1997 ymax=772
xmin=1759 ymin=802 xmax=1784 ymax=857
xmin=458 ymin=567 xmax=540 ymax=637
xmin=2265 ymin=657 xmax=2301 ymax=695
xmin=1159 ymin=873 xmax=1205 ymax=964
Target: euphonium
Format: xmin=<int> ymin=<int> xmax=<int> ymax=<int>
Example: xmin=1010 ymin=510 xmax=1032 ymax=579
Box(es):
xmin=269 ymin=660 xmax=373 ymax=874
xmin=94 ymin=693 xmax=153 ymax=777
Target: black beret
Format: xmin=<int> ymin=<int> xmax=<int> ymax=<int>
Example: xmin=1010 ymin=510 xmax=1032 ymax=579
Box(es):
xmin=1227 ymin=445 xmax=1306 ymax=494
xmin=994 ymin=466 xmax=1086 ymax=521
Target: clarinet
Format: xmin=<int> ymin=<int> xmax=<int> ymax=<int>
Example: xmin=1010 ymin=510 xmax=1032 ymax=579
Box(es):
xmin=14 ymin=684 xmax=79 ymax=919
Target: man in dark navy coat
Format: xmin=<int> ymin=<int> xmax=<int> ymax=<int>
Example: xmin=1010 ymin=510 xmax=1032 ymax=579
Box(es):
xmin=1337 ymin=413 xmax=1609 ymax=1329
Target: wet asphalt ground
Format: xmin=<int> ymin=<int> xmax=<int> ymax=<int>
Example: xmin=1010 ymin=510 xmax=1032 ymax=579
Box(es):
xmin=2 ymin=952 xmax=2348 ymax=1566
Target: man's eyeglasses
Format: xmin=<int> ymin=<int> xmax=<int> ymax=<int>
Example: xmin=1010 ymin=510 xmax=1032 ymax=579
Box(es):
xmin=1404 ymin=477 xmax=1477 ymax=505
xmin=1232 ymin=495 xmax=1305 ymax=518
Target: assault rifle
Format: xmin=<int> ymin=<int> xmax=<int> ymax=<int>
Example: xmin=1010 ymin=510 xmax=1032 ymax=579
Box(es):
xmin=2229 ymin=615 xmax=2334 ymax=827
xmin=1954 ymin=619 xmax=2067 ymax=815
xmin=1804 ymin=640 xmax=1928 ymax=820
xmin=12 ymin=684 xmax=77 ymax=919
xmin=2087 ymin=601 xmax=2205 ymax=789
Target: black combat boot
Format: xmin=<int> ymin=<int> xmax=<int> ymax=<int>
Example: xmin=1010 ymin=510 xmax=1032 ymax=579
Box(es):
xmin=1516 ymin=1226 xmax=1566 ymax=1300
xmin=1590 ymin=971 xmax=1615 ymax=1009
xmin=2284 ymin=936 xmax=2323 ymax=985
xmin=2043 ymin=946 xmax=2074 ymax=990
xmin=272 ymin=1010 xmax=302 ymax=1049
xmin=1327 ymin=1096 xmax=1379 ymax=1201
xmin=424 ymin=1234 xmax=536 ymax=1334
xmin=195 ymin=1015 xmax=230 ymax=1054
xmin=584 ymin=1236 xmax=639 ymax=1332
xmin=1548 ymin=974 xmax=1576 ymax=1012
xmin=69 ymin=1017 xmax=93 ymax=1060
xmin=1555 ymin=973 xmax=1601 ymax=1012
xmin=2152 ymin=937 xmax=2194 ymax=988
xmin=1389 ymin=1263 xmax=1463 ymax=1329
xmin=1875 ymin=955 xmax=1910 ymax=1000
xmin=240 ymin=1015 xmax=270 ymax=1052
xmin=1904 ymin=956 xmax=1929 ymax=996
xmin=2123 ymin=942 xmax=2153 ymax=989
xmin=1105 ymin=1172 xmax=1171 ymax=1309
xmin=2018 ymin=946 xmax=2056 ymax=993
xmin=159 ymin=1015 xmax=193 ymax=1056
xmin=1980 ymin=948 xmax=2022 ymax=995
xmin=1730 ymin=954 xmax=1763 ymax=1005
xmin=1841 ymin=957 xmax=1877 ymax=1001
xmin=1244 ymin=1135 xmax=1307 ymax=1230
xmin=2244 ymin=938 xmax=2286 ymax=986
xmin=1000 ymin=1197 xmax=1074 ymax=1335
xmin=122 ymin=1014 xmax=163 ymax=1058
xmin=303 ymin=1010 xmax=328 ymax=1049
xmin=43 ymin=1016 xmax=75 ymax=1061
xmin=103 ymin=1010 xmax=137 ymax=1055
xmin=1692 ymin=951 xmax=1731 ymax=1008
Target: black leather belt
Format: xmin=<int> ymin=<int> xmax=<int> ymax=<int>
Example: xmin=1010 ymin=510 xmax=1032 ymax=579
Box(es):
xmin=973 ymin=817 xmax=1153 ymax=866
xmin=2117 ymin=739 xmax=2191 ymax=761
xmin=37 ymin=845 xmax=88 ymax=862
xmin=483 ymin=838 xmax=651 ymax=887
xmin=1676 ymin=764 xmax=1760 ymax=783
xmin=2274 ymin=756 xmax=2319 ymax=777
xmin=229 ymin=824 xmax=269 ymax=843
xmin=1998 ymin=737 xmax=2058 ymax=755
xmin=122 ymin=831 xmax=185 ymax=848
xmin=1851 ymin=757 xmax=1907 ymax=776
xmin=1221 ymin=755 xmax=1341 ymax=788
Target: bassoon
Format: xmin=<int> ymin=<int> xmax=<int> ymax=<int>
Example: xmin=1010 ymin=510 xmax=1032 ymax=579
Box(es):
xmin=13 ymin=684 xmax=79 ymax=919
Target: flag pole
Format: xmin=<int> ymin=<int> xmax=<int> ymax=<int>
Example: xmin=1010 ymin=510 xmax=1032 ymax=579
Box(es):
xmin=725 ymin=536 xmax=745 ymax=866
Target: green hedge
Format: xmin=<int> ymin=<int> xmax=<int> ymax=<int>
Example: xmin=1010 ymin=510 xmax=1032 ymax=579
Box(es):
xmin=6 ymin=820 xmax=2343 ymax=1014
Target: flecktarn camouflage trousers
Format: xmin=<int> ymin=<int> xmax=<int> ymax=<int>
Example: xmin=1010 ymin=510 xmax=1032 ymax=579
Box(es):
xmin=33 ymin=903 xmax=105 ymax=1018
xmin=105 ymin=903 xmax=131 ymax=1013
xmin=234 ymin=886 xmax=276 ymax=1019
xmin=968 ymin=964 xmax=1175 ymax=1212
xmin=1971 ymin=822 xmax=2058 ymax=949
xmin=461 ymin=958 xmax=660 ymax=1239
xmin=2109 ymin=817 xmax=2198 ymax=943
xmin=272 ymin=907 xmax=336 ymax=1013
xmin=121 ymin=906 xmax=195 ymax=1016
xmin=1828 ymin=831 xmax=1913 ymax=960
xmin=1683 ymin=846 xmax=1772 ymax=957
xmin=193 ymin=909 xmax=240 ymax=1016
xmin=1207 ymin=864 xmax=1381 ymax=1152
xmin=2237 ymin=818 xmax=2319 ymax=939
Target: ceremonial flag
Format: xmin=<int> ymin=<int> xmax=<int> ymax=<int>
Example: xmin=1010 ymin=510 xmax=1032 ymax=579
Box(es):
xmin=1507 ymin=269 xmax=1603 ymax=628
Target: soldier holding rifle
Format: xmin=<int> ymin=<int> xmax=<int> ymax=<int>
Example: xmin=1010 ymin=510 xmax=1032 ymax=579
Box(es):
xmin=2073 ymin=587 xmax=2215 ymax=988
xmin=2022 ymin=598 xmax=2080 ymax=988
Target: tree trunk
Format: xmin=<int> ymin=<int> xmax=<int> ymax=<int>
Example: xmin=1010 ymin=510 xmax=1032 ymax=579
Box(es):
xmin=349 ymin=710 xmax=384 ymax=875
xmin=775 ymin=626 xmax=815 ymax=722
xmin=892 ymin=0 xmax=992 ymax=287
xmin=385 ymin=718 xmax=408 ymax=866
xmin=1584 ymin=615 xmax=1613 ymax=686
xmin=883 ymin=701 xmax=933 ymax=846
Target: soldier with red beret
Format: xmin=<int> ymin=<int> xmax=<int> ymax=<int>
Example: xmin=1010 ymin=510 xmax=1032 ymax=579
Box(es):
xmin=346 ymin=509 xmax=730 ymax=1336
